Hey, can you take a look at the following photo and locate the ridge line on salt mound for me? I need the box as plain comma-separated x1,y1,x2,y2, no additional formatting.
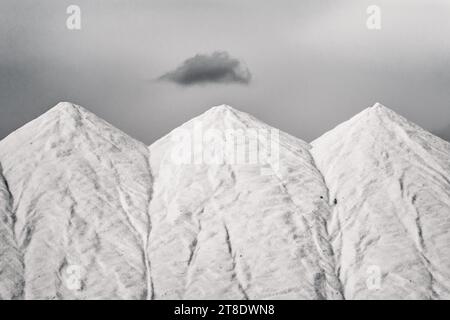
0,162,25,299
147,104,344,299
0,102,149,160
312,102,450,176
0,101,155,299
310,102,450,299
212,106,344,298
313,102,450,148
149,104,311,150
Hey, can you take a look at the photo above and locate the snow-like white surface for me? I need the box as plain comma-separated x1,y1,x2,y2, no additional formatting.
0,102,449,300
148,105,342,299
0,103,153,299
311,103,450,299
0,165,23,299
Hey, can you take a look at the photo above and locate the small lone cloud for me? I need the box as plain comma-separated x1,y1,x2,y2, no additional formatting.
158,51,251,86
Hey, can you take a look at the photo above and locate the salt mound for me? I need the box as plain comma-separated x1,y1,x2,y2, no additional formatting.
311,103,450,299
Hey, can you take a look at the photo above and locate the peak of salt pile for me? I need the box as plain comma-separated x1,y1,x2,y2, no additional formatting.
311,103,450,299
0,101,449,300
148,105,343,299
0,102,153,299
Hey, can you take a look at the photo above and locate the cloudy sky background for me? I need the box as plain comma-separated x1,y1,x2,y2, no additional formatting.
1,0,449,143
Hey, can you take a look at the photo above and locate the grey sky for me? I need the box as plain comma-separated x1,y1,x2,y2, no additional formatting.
1,0,449,144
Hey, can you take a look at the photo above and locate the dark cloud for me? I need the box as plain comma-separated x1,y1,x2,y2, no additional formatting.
158,51,251,86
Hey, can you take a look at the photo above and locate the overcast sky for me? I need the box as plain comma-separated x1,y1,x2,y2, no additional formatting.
1,0,449,143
